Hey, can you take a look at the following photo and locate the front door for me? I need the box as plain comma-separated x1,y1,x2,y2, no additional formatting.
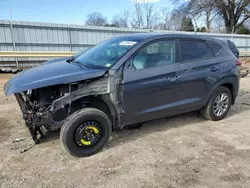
122,39,182,125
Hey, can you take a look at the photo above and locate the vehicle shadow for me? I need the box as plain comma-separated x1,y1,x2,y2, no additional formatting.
40,111,202,145
106,111,203,150
107,97,250,150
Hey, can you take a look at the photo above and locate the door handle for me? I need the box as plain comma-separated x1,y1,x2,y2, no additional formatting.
210,66,219,72
166,75,180,81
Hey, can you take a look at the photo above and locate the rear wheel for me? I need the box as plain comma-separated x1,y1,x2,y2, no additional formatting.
202,86,232,121
60,108,112,157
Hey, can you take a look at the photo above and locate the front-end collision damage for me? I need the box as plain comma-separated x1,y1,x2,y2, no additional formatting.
51,68,125,128
50,76,110,112
14,92,48,143
13,69,124,143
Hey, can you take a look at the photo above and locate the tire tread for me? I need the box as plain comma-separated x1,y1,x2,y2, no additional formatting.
201,86,232,121
60,107,111,157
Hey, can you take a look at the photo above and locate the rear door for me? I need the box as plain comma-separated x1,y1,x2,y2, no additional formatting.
177,39,222,112
123,39,182,125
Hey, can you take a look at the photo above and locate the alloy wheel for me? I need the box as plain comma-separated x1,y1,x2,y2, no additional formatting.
213,93,229,117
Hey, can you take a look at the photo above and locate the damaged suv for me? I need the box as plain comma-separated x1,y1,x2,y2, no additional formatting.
4,33,241,157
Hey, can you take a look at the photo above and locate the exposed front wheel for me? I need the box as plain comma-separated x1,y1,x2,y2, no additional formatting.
202,86,232,121
60,108,112,157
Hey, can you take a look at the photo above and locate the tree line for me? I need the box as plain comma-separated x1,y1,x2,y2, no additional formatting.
85,0,250,34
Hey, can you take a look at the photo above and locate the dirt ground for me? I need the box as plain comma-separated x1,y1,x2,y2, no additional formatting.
1,69,250,188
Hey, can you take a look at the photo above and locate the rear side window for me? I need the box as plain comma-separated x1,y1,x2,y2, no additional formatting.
180,40,214,62
227,40,239,58
206,41,222,56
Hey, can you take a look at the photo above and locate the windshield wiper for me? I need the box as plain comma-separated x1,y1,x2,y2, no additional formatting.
72,60,90,68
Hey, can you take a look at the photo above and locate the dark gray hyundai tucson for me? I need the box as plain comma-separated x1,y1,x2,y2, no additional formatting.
4,33,241,157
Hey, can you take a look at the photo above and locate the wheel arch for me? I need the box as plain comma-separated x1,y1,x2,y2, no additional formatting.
70,95,118,129
205,76,239,106
87,95,117,128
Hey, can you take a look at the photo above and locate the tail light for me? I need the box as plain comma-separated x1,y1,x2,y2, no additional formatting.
236,59,242,66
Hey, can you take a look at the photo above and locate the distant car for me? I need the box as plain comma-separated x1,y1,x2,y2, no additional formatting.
4,33,241,157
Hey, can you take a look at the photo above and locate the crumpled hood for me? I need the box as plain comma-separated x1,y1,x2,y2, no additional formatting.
4,60,107,96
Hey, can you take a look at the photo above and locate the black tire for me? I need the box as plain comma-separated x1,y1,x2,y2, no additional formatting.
202,86,232,121
60,108,112,157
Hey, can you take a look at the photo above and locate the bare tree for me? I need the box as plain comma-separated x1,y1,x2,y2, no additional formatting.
187,0,217,32
203,6,217,32
176,1,205,31
168,10,183,30
112,11,130,28
214,0,250,33
85,12,107,26
158,8,169,29
143,2,157,29
131,1,144,28
131,0,158,29
157,8,183,30
154,8,169,30
174,0,250,33
211,16,226,33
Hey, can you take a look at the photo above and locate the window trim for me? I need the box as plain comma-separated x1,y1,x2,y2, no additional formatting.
178,38,215,63
125,38,178,71
205,40,223,57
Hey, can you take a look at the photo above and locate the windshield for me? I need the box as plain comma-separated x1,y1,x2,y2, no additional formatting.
75,37,140,69
73,48,91,58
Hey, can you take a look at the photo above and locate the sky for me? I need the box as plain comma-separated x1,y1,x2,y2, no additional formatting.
0,0,173,25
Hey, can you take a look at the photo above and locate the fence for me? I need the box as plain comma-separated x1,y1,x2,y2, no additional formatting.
0,20,250,67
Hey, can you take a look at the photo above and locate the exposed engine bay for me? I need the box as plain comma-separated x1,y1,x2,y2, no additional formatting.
14,73,123,144
15,83,81,143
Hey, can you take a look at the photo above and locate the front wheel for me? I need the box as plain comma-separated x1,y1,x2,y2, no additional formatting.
60,108,112,157
202,86,232,121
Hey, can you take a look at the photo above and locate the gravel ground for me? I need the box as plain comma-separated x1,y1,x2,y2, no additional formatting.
0,70,250,188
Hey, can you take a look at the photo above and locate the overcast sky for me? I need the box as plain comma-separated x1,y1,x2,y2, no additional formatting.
0,0,173,24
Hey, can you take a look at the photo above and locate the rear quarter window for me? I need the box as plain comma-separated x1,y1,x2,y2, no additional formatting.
179,39,214,62
206,41,222,56
226,40,239,58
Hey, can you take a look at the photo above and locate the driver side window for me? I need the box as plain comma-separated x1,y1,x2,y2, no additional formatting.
132,40,176,70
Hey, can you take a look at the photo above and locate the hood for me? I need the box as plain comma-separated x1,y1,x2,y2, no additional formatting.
4,60,107,96
43,57,70,64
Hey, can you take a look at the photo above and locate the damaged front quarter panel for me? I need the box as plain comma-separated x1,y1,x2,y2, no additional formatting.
50,69,125,128
13,68,125,144
50,76,110,111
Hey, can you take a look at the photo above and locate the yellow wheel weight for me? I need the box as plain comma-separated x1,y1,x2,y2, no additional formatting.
80,139,91,145
79,126,99,145
87,126,99,134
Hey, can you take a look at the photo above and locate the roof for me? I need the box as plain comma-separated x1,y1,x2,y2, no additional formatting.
113,33,224,44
